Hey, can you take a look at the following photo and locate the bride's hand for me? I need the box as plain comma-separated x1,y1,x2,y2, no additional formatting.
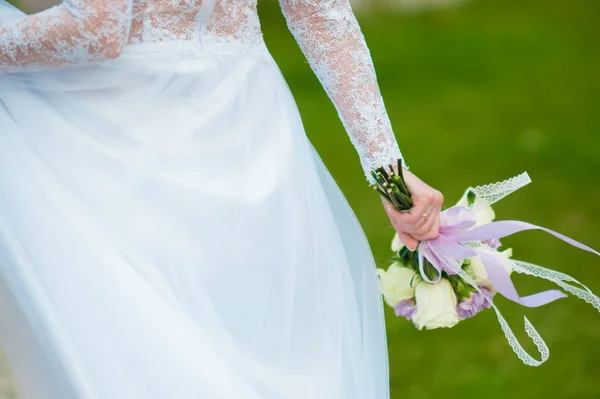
381,169,443,251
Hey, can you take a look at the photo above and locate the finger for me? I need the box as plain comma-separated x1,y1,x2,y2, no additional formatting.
383,201,411,223
411,199,442,240
408,190,443,228
398,232,419,251
395,201,429,230
419,202,438,231
416,210,441,241
431,211,441,237
388,190,443,234
384,203,412,232
399,201,435,238
382,200,394,215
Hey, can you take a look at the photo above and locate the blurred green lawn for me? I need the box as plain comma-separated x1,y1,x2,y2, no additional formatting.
262,0,600,398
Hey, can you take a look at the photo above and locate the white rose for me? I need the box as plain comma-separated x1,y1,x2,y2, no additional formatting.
468,246,514,288
376,262,417,307
454,189,495,228
412,279,460,330
471,198,495,227
391,232,405,253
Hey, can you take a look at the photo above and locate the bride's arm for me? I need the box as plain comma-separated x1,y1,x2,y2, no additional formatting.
279,0,405,184
280,0,443,248
0,0,132,72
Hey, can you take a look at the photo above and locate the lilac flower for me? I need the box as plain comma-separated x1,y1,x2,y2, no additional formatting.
456,287,494,320
394,299,417,321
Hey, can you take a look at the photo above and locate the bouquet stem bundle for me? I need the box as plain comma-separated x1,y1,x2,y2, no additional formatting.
370,159,413,211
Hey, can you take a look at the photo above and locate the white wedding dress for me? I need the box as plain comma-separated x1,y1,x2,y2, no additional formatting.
0,0,406,397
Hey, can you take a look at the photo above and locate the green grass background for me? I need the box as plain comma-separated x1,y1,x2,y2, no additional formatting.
260,0,600,398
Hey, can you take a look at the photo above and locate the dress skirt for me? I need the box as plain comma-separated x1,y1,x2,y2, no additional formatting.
0,13,390,398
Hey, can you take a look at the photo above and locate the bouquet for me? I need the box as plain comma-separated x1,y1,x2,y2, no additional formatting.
372,161,600,366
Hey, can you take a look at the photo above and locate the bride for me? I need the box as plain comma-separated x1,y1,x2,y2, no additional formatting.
0,0,443,397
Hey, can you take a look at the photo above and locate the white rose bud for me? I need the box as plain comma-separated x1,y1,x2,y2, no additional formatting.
377,262,417,307
469,255,489,285
412,279,460,330
391,232,405,253
472,198,495,227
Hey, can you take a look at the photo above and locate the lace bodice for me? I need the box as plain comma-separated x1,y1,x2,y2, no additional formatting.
0,0,405,182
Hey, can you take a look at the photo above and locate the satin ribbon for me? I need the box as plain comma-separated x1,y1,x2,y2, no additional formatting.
417,205,600,308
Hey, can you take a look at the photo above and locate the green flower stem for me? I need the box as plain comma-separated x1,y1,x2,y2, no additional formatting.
397,191,413,209
372,185,391,202
448,274,476,300
376,166,390,181
371,159,414,212
387,188,403,209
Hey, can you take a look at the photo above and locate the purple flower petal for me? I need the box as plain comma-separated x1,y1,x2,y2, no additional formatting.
456,287,494,320
394,299,417,321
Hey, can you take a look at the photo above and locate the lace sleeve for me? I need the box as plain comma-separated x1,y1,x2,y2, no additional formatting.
0,0,132,72
279,0,406,184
